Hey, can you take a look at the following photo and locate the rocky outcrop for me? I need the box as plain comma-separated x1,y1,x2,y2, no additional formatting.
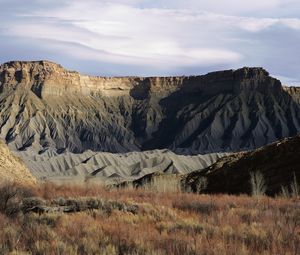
0,60,300,155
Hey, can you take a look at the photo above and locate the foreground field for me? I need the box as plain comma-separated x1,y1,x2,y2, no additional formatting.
0,182,299,255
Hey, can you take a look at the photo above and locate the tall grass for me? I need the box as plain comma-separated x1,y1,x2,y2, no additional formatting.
290,173,300,198
143,175,182,193
0,181,299,255
250,171,266,196
280,172,300,198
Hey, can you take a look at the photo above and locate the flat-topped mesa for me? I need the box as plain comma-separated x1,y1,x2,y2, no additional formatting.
0,60,184,98
180,67,282,95
233,67,282,93
0,61,283,99
0,60,129,97
0,60,79,97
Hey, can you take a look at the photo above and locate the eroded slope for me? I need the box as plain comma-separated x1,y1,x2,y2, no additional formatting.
0,140,36,184
1,61,300,154
18,149,225,184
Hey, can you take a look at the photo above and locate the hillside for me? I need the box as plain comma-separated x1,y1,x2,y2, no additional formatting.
183,135,300,196
1,60,300,182
1,61,300,155
17,149,224,184
0,140,36,185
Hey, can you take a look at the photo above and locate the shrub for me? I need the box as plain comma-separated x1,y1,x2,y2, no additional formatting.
195,177,208,194
250,171,266,196
21,197,46,213
0,182,33,216
173,199,217,215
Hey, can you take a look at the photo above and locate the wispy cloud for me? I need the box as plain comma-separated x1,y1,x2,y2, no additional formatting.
274,75,300,86
0,0,299,82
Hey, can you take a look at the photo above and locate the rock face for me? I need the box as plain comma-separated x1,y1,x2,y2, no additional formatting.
0,60,183,98
0,60,300,154
0,140,36,185
183,135,300,196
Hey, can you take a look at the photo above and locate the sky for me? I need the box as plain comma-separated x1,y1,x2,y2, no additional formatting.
0,0,300,85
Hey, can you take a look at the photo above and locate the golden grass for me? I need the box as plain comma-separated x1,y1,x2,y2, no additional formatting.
0,182,299,255
143,175,182,193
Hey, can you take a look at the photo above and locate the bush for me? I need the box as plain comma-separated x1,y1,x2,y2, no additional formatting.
21,197,46,213
0,182,33,216
173,200,217,215
195,177,208,194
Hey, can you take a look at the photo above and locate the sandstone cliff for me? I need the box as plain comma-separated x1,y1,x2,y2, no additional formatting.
0,60,282,98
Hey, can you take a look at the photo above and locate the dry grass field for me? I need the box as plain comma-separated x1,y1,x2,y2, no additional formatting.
0,181,299,255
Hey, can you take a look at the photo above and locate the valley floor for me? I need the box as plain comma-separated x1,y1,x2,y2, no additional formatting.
0,182,299,255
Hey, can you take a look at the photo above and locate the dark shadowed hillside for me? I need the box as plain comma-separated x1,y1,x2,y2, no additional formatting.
184,135,300,196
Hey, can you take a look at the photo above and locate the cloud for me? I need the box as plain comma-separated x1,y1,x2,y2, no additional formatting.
4,3,246,68
0,0,299,83
274,75,300,86
139,0,282,15
133,0,300,18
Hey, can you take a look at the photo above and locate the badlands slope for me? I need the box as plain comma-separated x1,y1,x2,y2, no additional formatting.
0,60,300,182
18,149,224,184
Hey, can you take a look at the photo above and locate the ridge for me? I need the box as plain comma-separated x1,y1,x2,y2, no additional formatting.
0,60,283,99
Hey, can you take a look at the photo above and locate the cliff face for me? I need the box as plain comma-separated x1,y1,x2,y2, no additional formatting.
0,61,282,98
0,60,183,98
0,60,299,154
